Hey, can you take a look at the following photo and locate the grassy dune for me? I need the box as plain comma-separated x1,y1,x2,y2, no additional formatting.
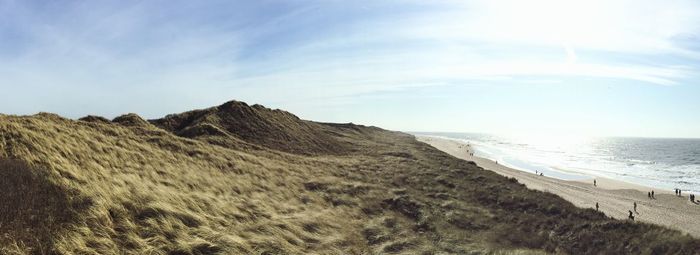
1,101,699,254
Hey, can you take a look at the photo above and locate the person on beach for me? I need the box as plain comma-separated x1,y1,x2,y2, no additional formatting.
595,202,599,211
594,179,597,187
675,189,679,196
652,190,655,199
634,202,637,213
679,189,682,196
540,173,544,176
628,210,635,221
648,192,651,199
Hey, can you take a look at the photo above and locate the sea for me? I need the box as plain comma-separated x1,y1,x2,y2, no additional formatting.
414,132,700,194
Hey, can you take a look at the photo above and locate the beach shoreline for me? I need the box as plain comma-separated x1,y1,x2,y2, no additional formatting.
417,135,700,237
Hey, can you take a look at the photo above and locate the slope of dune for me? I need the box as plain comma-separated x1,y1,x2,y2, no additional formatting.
150,100,355,155
1,101,699,254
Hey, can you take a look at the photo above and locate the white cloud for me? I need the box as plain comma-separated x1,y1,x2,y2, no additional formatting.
218,0,700,106
410,0,700,53
2,0,699,123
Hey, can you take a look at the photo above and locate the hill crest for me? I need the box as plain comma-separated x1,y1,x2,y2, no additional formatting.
150,100,353,155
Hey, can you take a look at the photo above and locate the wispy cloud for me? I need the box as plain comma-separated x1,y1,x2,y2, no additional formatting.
223,0,700,103
1,0,699,128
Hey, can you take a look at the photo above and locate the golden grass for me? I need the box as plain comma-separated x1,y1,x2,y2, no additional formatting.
1,103,699,254
151,101,351,155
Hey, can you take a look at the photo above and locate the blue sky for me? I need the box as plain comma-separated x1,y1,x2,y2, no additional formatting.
1,0,699,138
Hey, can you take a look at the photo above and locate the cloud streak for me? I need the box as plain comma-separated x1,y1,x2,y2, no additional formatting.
1,0,700,137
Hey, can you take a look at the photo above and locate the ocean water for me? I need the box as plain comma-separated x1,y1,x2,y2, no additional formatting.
415,132,700,194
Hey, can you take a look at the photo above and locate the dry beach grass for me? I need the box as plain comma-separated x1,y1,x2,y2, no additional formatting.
1,100,699,254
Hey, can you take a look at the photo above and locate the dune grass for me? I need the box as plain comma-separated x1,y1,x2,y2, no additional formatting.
0,103,699,254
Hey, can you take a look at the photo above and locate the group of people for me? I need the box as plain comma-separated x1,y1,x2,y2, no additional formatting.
593,179,640,220
674,188,697,202
593,202,635,221
590,179,700,222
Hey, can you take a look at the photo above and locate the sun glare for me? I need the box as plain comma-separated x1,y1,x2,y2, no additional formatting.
476,0,628,51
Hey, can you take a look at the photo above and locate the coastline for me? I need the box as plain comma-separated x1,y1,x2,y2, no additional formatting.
417,135,700,237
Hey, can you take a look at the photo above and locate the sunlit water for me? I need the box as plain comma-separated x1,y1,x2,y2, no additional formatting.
415,132,700,194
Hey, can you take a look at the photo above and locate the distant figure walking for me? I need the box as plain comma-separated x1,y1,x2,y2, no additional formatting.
651,190,655,199
628,210,635,221
690,194,695,202
595,202,599,211
648,192,651,199
675,189,679,196
679,189,682,196
633,202,637,213
594,179,597,187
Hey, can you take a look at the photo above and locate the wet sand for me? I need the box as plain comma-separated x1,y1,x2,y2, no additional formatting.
418,135,700,237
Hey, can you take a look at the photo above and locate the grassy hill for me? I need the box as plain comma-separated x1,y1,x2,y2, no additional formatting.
1,101,699,254
150,101,354,155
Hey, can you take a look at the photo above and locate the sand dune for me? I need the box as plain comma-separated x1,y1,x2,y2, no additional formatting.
418,136,700,237
2,101,700,254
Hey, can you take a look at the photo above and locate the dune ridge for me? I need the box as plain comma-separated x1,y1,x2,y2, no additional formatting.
1,100,699,254
150,100,358,155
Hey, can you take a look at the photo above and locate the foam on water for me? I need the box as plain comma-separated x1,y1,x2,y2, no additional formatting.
417,132,700,194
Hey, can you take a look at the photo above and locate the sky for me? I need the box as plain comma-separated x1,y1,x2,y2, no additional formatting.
1,0,700,138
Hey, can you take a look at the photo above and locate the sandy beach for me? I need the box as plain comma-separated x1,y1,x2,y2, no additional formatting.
418,135,700,237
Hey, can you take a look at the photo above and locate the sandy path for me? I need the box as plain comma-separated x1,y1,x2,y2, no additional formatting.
417,136,700,237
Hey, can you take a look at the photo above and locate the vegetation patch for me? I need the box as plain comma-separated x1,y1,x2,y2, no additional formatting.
0,101,699,254
0,159,89,254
